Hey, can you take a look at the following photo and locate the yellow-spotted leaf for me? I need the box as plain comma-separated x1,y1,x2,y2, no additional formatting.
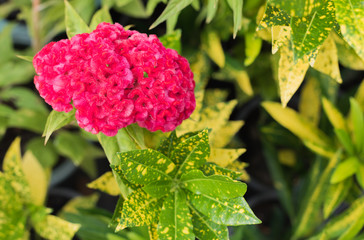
202,30,225,68
334,34,364,70
208,148,246,167
22,151,48,205
181,170,246,199
212,121,244,148
189,193,261,225
272,26,290,54
171,129,210,177
190,205,229,240
157,191,194,240
116,189,161,230
148,222,158,240
113,149,176,185
65,0,90,38
3,138,31,202
262,101,332,149
87,171,120,196
143,180,173,199
278,40,310,107
257,4,290,30
290,0,335,60
299,76,321,125
157,131,179,158
269,0,318,17
313,34,342,83
59,193,99,217
333,0,364,60
322,98,347,130
201,162,243,180
33,215,80,240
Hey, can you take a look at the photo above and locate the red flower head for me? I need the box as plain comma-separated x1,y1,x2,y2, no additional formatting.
33,23,195,136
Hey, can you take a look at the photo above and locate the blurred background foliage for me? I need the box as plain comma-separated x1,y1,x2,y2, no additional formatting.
0,0,363,239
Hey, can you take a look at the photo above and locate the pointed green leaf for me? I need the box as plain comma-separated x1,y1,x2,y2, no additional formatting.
335,34,364,70
209,148,246,168
158,131,179,158
298,76,321,125
54,132,89,165
257,4,290,30
143,180,173,198
244,33,262,66
262,101,332,148
115,189,161,231
64,0,90,38
189,193,261,225
324,179,352,218
159,30,182,53
33,215,80,240
146,0,166,15
3,138,31,202
349,98,364,154
338,211,364,240
181,170,246,199
269,0,316,17
157,191,194,240
206,0,219,23
201,162,243,180
322,98,347,130
114,149,176,185
335,129,355,155
172,129,210,178
89,7,113,30
43,109,76,144
150,0,193,29
87,171,121,196
226,0,243,38
355,80,364,109
202,30,225,68
290,0,335,60
190,205,228,240
333,0,364,60
15,55,33,62
330,157,359,183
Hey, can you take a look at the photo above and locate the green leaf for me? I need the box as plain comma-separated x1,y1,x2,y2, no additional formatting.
189,193,261,225
43,109,76,144
201,30,225,68
0,24,14,65
143,180,173,199
26,137,58,169
113,0,148,18
278,39,310,106
89,7,113,30
54,131,89,165
157,131,179,158
146,0,167,16
113,149,176,185
293,154,339,239
338,211,364,240
190,205,228,240
356,165,364,189
208,148,246,168
334,34,364,70
159,30,182,54
114,189,161,231
0,61,34,87
290,0,335,60
171,129,210,178
244,33,262,66
226,0,243,38
269,0,319,17
335,129,355,155
330,157,359,183
322,98,347,130
200,162,243,180
349,98,364,154
206,0,219,23
355,80,364,109
3,137,31,202
257,4,290,30
333,0,364,60
262,101,332,149
181,170,247,199
298,76,321,126
87,171,121,196
15,55,33,62
324,179,352,218
33,215,80,240
64,0,90,38
8,109,48,133
157,191,194,240
150,0,193,29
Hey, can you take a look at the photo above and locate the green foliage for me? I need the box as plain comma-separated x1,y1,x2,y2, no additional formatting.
110,129,260,239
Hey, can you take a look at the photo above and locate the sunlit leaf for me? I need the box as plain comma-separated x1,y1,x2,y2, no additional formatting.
324,179,352,218
189,194,261,225
349,98,364,154
335,129,355,155
200,162,243,180
87,171,121,196
269,0,318,17
43,109,76,144
331,157,359,183
181,170,246,199
356,165,364,189
322,98,347,130
271,26,290,54
208,148,246,168
244,33,262,66
333,0,364,60
157,191,194,240
299,77,321,125
89,7,113,30
64,0,90,38
59,193,99,217
257,4,290,30
33,215,80,240
202,30,225,68
334,34,364,70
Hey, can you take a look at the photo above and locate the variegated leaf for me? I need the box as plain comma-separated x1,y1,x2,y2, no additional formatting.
143,180,173,199
257,4,290,30
202,30,225,68
209,148,246,168
200,162,243,180
33,215,80,240
299,76,321,125
157,191,194,240
87,171,121,196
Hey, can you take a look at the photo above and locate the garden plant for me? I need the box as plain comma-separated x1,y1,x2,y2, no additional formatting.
0,0,363,239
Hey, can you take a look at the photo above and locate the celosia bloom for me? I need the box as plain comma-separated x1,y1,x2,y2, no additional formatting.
33,23,195,136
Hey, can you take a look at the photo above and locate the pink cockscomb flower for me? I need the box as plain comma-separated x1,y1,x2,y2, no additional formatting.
33,22,195,136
